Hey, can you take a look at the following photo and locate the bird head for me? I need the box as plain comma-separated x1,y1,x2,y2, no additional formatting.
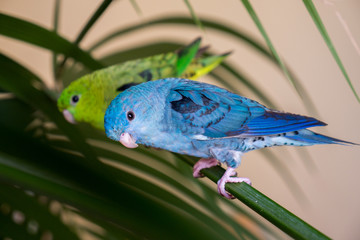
104,80,166,148
57,75,105,129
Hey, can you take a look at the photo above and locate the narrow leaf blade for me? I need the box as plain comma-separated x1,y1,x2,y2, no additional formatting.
241,0,300,95
0,13,103,71
183,0,204,30
303,0,360,102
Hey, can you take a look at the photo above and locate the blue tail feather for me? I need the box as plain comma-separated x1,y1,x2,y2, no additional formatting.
242,110,326,137
286,130,357,146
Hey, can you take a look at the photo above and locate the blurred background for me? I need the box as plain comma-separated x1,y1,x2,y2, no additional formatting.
0,0,359,239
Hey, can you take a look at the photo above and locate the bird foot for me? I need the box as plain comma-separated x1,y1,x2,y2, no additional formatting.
217,167,251,199
193,158,219,178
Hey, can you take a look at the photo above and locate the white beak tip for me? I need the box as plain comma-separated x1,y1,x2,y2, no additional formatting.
63,110,76,124
119,132,138,148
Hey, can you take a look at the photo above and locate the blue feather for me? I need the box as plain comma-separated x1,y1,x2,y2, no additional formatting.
285,130,357,145
238,111,326,137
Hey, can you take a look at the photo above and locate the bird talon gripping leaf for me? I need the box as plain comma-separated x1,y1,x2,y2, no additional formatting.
104,78,357,199
57,38,230,130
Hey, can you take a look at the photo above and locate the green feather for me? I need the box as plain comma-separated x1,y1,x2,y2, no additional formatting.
175,37,201,76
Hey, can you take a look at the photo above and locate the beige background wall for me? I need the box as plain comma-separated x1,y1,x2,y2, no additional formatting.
1,0,359,239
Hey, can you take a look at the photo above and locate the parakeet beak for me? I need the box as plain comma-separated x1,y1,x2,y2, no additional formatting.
63,110,76,124
120,132,138,148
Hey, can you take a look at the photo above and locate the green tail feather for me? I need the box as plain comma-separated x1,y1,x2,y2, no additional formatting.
176,37,202,76
182,51,231,80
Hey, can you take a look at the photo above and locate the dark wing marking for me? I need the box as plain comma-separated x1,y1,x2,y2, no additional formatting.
167,80,265,138
139,69,153,82
116,83,139,92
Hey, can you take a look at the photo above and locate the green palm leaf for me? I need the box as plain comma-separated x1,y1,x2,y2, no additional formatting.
0,13,103,71
0,184,79,239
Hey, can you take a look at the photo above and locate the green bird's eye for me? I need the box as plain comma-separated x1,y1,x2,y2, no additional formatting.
71,95,80,105
127,111,135,121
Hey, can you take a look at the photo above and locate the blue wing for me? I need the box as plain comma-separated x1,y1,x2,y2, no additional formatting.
239,111,326,136
165,79,326,139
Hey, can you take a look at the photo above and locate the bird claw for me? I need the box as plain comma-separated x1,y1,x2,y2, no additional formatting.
217,167,251,199
193,158,219,178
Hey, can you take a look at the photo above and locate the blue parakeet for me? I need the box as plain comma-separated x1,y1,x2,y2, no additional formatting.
104,78,356,199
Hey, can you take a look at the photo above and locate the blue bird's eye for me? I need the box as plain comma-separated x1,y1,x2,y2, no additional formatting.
127,111,135,121
71,95,80,105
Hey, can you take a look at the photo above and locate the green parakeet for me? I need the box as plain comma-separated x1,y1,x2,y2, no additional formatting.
57,38,230,130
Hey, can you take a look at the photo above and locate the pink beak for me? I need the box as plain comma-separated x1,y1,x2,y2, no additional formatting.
120,132,138,148
63,110,76,124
